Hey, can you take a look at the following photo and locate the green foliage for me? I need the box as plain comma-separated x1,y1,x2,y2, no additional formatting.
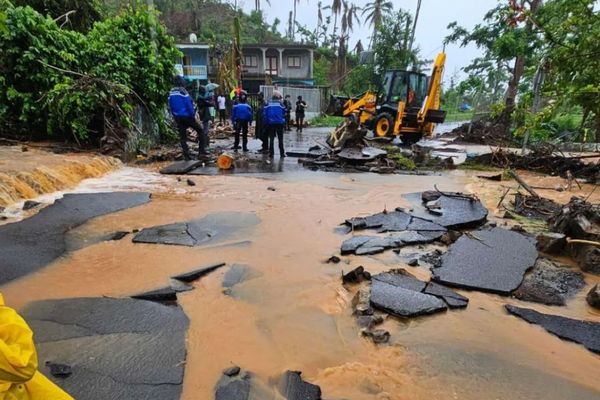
341,65,377,95
373,9,421,72
383,145,416,170
0,3,178,144
310,115,343,127
13,0,102,31
313,57,332,86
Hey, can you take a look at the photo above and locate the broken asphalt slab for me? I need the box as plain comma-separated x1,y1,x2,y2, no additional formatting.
369,270,468,317
345,209,446,233
21,297,189,400
513,258,585,306
0,192,151,285
171,262,226,282
159,160,202,174
279,371,322,400
404,192,488,229
133,212,259,247
222,264,262,296
505,305,600,354
341,230,445,256
433,227,538,295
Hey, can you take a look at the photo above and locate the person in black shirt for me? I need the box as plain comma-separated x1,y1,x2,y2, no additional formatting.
295,96,307,132
283,95,292,131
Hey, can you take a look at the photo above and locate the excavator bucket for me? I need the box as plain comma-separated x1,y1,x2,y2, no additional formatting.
325,95,352,117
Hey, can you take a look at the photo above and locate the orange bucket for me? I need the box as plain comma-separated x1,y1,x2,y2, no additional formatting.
217,153,234,170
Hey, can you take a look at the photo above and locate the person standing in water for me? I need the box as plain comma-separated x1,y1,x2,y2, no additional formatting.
295,95,308,132
263,91,286,158
231,94,253,152
168,76,204,160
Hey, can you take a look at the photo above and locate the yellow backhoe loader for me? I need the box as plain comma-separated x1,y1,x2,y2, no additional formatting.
326,53,447,145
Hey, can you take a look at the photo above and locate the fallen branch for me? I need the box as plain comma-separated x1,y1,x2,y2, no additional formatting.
509,170,539,198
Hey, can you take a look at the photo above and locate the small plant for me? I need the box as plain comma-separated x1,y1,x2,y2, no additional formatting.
383,145,416,170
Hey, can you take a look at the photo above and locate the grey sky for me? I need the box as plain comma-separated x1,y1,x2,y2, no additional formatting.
238,0,500,81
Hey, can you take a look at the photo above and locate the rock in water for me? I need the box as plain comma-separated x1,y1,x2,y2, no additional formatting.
505,305,600,354
514,259,585,306
433,227,538,295
587,284,600,309
23,200,41,210
536,232,567,254
279,371,321,400
45,362,72,378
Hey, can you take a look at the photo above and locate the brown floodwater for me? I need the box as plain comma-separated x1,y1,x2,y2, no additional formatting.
1,160,599,399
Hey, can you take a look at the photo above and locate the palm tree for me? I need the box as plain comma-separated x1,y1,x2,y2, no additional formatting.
325,0,342,49
254,0,271,11
362,0,393,48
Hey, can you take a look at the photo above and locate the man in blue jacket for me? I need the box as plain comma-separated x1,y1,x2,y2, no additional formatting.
168,76,205,160
263,92,286,158
231,94,253,152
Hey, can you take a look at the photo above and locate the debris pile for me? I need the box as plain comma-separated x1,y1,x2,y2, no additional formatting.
549,197,600,274
466,147,599,183
450,119,512,145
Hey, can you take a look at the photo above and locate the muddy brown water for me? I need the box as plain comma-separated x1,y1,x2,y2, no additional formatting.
1,156,599,399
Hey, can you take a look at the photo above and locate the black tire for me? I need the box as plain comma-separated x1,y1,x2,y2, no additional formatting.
400,132,423,145
373,113,394,137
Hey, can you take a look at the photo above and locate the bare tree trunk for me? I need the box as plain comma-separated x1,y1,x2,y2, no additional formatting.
596,112,600,143
499,0,541,136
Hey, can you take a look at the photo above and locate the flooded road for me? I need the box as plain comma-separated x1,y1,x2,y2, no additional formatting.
1,133,599,399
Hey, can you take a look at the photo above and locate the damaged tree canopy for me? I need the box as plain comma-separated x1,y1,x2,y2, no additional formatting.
433,227,538,295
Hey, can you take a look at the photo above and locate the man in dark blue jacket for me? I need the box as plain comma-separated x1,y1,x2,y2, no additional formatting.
168,76,205,159
263,92,286,158
231,94,253,152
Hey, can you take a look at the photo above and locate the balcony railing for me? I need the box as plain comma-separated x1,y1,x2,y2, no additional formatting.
176,64,208,80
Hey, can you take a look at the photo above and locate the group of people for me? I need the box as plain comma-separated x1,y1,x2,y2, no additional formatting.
168,76,308,160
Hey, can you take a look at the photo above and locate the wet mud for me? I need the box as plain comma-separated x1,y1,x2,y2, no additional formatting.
1,136,600,399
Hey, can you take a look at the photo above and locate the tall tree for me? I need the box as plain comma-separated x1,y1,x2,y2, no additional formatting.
325,0,342,49
446,0,543,135
254,0,271,11
362,0,393,48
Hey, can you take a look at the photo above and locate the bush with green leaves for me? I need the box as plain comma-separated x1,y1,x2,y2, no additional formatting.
0,2,178,149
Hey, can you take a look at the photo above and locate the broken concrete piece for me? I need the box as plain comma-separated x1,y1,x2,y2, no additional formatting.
45,361,72,378
222,265,261,294
361,329,390,344
505,305,600,354
326,255,341,264
133,212,259,248
223,366,241,377
159,160,202,174
22,297,189,400
186,178,196,186
341,236,376,254
587,284,600,309
342,266,371,284
423,282,469,308
370,279,447,318
171,262,226,282
356,315,383,329
353,284,373,316
571,244,600,275
514,259,585,306
0,192,151,285
433,227,538,295
536,232,567,254
131,287,178,303
23,200,41,210
279,371,322,400
108,231,129,241
215,370,251,400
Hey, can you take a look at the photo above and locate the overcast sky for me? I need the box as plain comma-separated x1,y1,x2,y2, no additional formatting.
237,0,500,80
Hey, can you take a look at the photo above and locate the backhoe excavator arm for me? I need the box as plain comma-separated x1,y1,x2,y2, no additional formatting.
418,52,446,123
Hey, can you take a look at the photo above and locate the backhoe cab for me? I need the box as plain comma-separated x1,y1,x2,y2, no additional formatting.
327,53,447,145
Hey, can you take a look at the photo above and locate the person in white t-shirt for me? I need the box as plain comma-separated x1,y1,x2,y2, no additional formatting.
217,94,227,125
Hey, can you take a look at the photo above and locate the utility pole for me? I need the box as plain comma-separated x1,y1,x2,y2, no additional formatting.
408,0,422,55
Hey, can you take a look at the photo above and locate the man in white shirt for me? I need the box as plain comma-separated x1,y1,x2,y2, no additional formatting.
217,94,227,125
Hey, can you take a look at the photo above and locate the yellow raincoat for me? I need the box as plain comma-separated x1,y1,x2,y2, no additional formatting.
0,294,73,400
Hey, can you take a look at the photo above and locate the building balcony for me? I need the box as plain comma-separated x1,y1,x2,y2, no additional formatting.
176,64,208,80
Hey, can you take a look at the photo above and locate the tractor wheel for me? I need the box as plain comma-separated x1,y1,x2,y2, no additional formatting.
400,132,423,145
373,113,393,137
